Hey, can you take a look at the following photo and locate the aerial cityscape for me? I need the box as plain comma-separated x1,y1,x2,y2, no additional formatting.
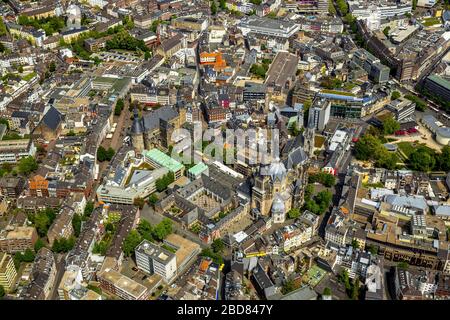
0,0,449,303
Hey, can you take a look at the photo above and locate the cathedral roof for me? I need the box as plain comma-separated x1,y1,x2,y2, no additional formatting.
268,158,287,182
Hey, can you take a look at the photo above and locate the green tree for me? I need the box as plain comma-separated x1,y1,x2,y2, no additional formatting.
383,26,390,37
409,147,436,172
250,63,268,79
351,239,359,249
211,238,225,253
22,249,35,262
13,252,22,269
105,30,148,52
152,219,172,241
137,219,154,242
328,0,337,15
34,238,45,252
150,20,162,33
92,240,109,255
366,244,378,255
404,94,426,111
49,61,56,73
0,118,10,130
309,172,336,187
32,212,50,237
200,248,223,264
287,208,301,219
338,269,351,291
97,146,115,162
17,15,65,36
376,151,398,170
18,156,38,175
155,172,175,192
323,287,332,296
114,99,124,116
336,0,349,15
122,230,143,256
123,16,134,29
106,147,115,160
350,278,360,300
0,17,7,37
52,237,75,253
84,201,94,217
219,0,226,10
148,193,158,205
304,198,321,214
0,284,5,299
398,261,409,270
211,0,218,15
72,213,82,237
391,91,401,100
382,116,400,135
133,197,145,209
320,76,343,89
437,146,450,171
314,190,333,214
354,134,383,161
281,279,297,295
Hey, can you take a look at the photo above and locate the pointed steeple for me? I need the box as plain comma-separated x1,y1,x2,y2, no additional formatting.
130,106,144,135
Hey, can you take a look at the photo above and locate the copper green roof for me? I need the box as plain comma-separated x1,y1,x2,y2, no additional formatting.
144,148,184,172
427,75,450,91
187,162,208,176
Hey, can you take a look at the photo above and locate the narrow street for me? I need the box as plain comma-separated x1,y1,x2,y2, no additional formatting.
49,253,67,300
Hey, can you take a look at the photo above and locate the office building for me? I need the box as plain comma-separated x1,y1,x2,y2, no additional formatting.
97,267,149,300
352,49,390,83
423,75,450,104
0,139,36,164
237,16,300,38
143,148,184,180
0,226,38,253
0,252,17,292
308,99,331,131
386,99,415,121
135,240,177,283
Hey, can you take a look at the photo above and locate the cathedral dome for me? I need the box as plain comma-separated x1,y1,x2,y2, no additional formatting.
271,193,285,214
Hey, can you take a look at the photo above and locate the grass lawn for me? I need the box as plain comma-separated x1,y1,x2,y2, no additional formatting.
397,142,416,158
321,89,356,97
422,17,441,27
303,265,326,288
343,82,357,90
21,72,36,82
314,135,326,148
397,141,434,159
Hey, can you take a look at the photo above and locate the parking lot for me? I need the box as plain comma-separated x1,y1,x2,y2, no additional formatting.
120,257,163,294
